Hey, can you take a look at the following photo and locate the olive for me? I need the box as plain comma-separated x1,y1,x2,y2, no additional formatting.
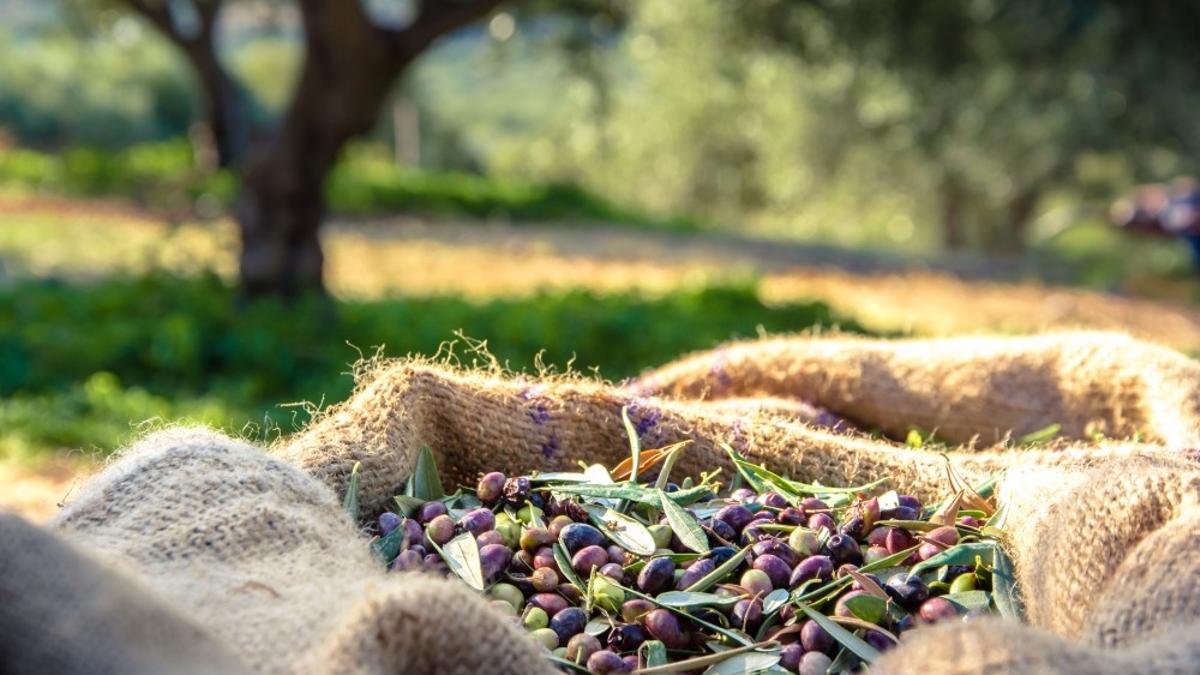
731,598,763,631
919,596,959,623
706,518,737,545
548,515,575,538
807,513,836,534
865,526,890,548
377,512,402,536
752,554,791,589
600,563,625,582
714,504,754,533
897,495,922,511
850,572,882,592
592,576,626,612
476,471,506,506
531,566,559,592
705,545,739,567
752,539,799,567
800,619,835,655
950,572,977,594
566,633,602,664
402,518,424,546
418,501,448,524
523,605,549,630
572,545,609,575
560,523,607,554
458,508,495,536
503,476,532,506
800,497,828,512
390,549,422,571
864,629,894,652
790,555,833,587
885,572,930,610
825,534,862,566
532,546,558,572
676,557,716,589
586,650,629,674
864,545,890,565
488,583,523,611
958,515,982,528
479,544,513,580
493,513,522,549
620,599,656,623
740,568,773,597
888,506,919,521
643,609,689,649
779,642,804,673
776,507,806,526
885,527,915,555
607,623,647,652
730,488,757,502
621,655,640,671
607,545,631,565
787,528,820,557
758,492,789,508
637,557,676,594
528,592,569,617
529,627,559,650
520,527,556,553
476,530,505,548
648,523,674,549
558,583,584,603
549,606,588,644
422,553,445,572
798,652,833,675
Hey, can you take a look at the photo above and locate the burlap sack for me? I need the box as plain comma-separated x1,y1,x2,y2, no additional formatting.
3,331,1198,674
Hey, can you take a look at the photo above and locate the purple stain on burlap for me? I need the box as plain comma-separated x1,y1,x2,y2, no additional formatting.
541,434,559,459
625,398,664,447
709,350,733,391
521,385,557,457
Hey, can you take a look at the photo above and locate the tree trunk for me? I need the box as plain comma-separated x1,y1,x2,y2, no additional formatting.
1004,190,1038,252
188,46,250,169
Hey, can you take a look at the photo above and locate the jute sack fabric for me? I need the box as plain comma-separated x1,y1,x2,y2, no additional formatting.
1,331,1197,673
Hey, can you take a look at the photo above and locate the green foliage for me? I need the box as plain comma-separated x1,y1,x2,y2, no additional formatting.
0,140,694,229
0,272,865,459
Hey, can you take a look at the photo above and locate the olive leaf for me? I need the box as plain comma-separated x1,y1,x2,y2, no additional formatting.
991,543,1026,621
553,483,711,506
623,552,701,573
702,649,782,675
642,640,669,668
944,590,991,614
585,617,612,636
797,604,881,664
405,446,445,501
910,542,996,576
581,504,657,555
369,527,405,564
529,472,593,483
546,655,591,673
634,641,780,674
622,406,643,482
554,541,586,590
435,532,485,591
1017,423,1061,445
656,591,741,608
343,461,361,521
723,444,767,493
659,489,711,554
393,495,425,516
845,569,888,600
761,588,790,615
653,441,692,491
842,593,888,624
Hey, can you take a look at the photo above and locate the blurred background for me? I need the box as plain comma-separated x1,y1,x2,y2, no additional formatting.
4,0,1200,517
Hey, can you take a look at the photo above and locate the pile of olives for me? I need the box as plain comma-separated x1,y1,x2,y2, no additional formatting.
371,451,1007,674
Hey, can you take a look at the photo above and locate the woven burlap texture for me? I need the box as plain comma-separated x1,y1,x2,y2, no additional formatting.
3,331,1197,674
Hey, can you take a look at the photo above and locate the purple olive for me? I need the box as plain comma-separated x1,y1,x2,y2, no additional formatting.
799,652,833,675
800,497,828,512
390,548,422,571
800,619,835,655
885,572,930,610
780,643,805,673
418,501,448,524
731,488,757,503
528,592,569,617
532,546,558,572
864,629,894,652
898,495,922,511
752,554,792,589
621,599,656,623
425,514,455,545
572,545,609,575
503,476,532,506
476,530,505,548
643,609,689,649
790,555,833,587
607,623,647,652
753,539,799,567
715,504,754,533
637,557,676,594
807,512,836,534
865,526,890,548
476,471,506,506
731,598,764,631
958,515,982,528
706,517,738,544
600,563,625,581
607,544,631,565
676,557,716,589
777,507,806,525
622,655,639,671
566,633,602,664
559,523,606,554
458,508,495,535
885,527,916,554
378,512,402,536
586,650,629,674
479,544,513,580
758,492,789,508
825,534,863,566
919,597,959,623
549,606,588,643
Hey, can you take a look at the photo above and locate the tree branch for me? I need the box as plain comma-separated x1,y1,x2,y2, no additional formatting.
392,0,509,59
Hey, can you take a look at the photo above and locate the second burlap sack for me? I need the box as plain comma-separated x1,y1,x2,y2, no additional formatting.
9,331,1200,673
